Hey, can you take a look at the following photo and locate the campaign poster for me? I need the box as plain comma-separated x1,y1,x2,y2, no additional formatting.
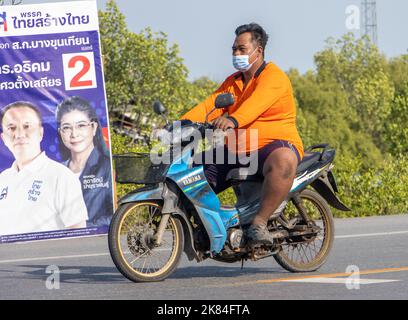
0,0,114,243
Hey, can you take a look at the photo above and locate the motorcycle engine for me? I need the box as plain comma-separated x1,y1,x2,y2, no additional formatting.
228,228,244,250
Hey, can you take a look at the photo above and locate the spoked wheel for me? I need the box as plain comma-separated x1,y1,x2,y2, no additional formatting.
108,201,184,282
274,189,334,272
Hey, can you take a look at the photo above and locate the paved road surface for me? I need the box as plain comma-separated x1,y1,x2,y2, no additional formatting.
0,214,407,300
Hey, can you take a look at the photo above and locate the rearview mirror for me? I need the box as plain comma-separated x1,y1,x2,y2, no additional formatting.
153,101,167,115
153,101,169,125
215,93,234,109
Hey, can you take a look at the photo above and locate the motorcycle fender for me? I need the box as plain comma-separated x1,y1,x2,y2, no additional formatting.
172,208,201,262
163,183,201,262
311,172,351,212
117,184,164,206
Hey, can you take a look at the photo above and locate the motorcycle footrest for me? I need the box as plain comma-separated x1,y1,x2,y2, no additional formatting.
289,227,320,237
290,224,308,231
269,230,289,239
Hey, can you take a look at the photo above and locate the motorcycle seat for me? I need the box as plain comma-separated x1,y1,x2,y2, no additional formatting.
226,152,322,182
295,152,321,174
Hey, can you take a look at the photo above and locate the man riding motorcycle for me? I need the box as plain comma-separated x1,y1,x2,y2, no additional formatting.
180,23,304,246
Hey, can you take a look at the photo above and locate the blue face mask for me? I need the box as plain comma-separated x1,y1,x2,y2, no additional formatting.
232,48,259,72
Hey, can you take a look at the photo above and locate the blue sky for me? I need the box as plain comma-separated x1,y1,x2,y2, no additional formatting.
19,0,408,81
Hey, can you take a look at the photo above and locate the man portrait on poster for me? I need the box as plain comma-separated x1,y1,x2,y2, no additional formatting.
0,101,88,236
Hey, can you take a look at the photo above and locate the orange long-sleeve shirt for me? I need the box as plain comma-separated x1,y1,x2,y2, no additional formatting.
181,62,304,158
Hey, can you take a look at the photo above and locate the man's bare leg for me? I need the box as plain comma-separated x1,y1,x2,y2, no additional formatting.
253,148,298,225
248,148,298,244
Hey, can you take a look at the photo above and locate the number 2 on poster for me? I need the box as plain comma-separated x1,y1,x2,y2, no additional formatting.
62,52,97,91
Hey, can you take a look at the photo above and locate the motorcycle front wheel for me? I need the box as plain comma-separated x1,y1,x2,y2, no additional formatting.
108,201,184,282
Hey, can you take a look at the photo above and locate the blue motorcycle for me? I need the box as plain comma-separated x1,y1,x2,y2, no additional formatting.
108,93,350,282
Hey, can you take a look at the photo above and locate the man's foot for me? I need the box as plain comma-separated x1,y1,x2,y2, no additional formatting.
245,223,274,246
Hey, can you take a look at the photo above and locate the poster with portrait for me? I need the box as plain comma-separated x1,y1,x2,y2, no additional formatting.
0,0,114,243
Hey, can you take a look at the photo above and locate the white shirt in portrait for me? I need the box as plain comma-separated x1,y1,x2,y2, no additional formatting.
0,152,88,236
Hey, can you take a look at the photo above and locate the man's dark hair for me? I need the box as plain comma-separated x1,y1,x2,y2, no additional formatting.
235,23,269,54
0,101,43,128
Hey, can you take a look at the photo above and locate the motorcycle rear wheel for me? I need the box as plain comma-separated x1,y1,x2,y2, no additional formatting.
274,189,334,272
108,201,184,282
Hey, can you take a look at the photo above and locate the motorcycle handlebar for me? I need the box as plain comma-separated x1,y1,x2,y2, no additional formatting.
163,120,232,136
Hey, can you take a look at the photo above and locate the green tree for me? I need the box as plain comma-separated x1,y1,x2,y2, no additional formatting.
187,76,219,114
387,54,408,95
382,85,408,155
314,34,394,146
382,55,408,155
288,67,382,167
0,0,22,5
99,1,193,132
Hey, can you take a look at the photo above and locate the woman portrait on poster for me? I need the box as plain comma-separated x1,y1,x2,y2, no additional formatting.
56,96,113,228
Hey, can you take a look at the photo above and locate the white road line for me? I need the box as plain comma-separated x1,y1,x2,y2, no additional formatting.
335,230,408,239
1,230,408,265
0,253,109,264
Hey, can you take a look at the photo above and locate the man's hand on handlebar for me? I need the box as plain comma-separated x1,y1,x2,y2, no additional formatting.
211,116,235,131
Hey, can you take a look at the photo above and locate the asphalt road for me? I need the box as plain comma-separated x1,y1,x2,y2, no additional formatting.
0,214,407,300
